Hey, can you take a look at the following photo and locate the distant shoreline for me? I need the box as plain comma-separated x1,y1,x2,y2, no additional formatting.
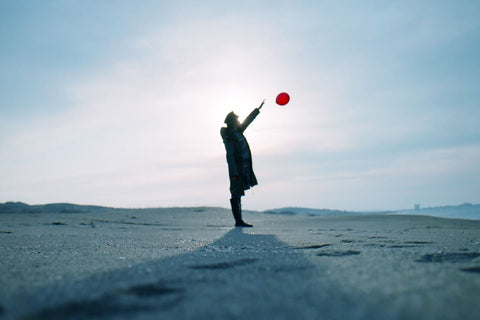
1,201,478,220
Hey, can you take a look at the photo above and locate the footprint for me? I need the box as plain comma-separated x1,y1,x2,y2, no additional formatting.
189,258,258,270
24,281,184,319
416,252,480,263
124,283,182,297
404,241,433,244
389,245,420,248
295,244,330,249
460,266,480,274
317,250,360,257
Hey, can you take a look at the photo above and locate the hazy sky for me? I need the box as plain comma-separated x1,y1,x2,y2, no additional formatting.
1,0,479,211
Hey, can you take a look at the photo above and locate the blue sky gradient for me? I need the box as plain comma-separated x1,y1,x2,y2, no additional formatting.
1,1,479,211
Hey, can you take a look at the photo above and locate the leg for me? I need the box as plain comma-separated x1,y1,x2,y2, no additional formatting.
230,194,252,227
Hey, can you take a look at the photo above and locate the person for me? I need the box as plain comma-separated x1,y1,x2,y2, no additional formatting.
220,101,264,227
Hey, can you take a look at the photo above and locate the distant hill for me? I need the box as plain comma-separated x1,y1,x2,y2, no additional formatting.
1,202,478,220
262,207,376,216
0,202,111,214
263,204,479,220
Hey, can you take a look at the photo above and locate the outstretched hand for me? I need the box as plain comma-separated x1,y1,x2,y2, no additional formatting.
258,99,265,110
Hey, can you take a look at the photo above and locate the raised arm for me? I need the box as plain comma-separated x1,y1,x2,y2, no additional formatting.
240,100,264,132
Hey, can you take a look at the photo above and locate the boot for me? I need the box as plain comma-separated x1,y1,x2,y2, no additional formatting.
230,198,252,227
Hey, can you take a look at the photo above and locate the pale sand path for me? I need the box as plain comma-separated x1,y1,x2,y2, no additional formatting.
1,208,479,319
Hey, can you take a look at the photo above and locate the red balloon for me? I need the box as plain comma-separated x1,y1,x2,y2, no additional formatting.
276,92,290,106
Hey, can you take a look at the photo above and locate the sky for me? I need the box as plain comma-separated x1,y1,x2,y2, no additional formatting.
1,0,479,211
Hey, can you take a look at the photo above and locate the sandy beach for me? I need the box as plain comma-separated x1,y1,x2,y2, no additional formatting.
1,206,479,319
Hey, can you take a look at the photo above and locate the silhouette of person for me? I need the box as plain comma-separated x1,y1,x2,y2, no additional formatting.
220,101,264,227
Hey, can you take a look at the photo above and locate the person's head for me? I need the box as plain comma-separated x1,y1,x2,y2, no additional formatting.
224,111,240,129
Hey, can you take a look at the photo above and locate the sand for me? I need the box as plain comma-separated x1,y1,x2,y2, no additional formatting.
1,208,479,319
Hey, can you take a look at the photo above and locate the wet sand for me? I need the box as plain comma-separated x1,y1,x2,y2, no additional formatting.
1,208,479,319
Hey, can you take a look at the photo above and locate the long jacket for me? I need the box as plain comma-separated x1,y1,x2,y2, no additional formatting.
220,108,260,196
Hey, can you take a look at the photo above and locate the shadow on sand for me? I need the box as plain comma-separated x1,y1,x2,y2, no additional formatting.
10,228,375,320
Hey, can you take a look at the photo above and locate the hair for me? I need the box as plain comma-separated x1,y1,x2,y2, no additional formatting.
224,111,238,125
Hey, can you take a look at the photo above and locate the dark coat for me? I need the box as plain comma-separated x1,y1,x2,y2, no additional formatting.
220,108,260,196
